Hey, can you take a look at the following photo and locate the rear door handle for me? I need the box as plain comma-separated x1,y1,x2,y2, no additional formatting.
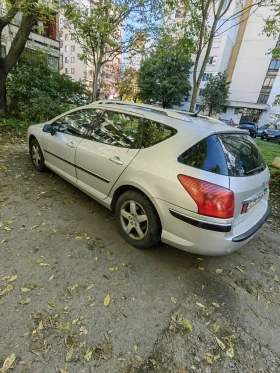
109,156,124,165
66,141,75,148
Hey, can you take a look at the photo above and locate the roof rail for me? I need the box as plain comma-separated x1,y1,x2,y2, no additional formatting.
93,100,191,121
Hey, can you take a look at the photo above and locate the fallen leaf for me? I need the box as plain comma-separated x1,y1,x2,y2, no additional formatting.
236,266,244,274
20,298,31,305
8,275,18,282
38,321,44,330
170,296,177,304
56,322,70,330
75,236,83,240
0,284,14,297
121,263,127,267
1,238,7,244
48,275,54,281
30,225,40,230
216,337,226,351
21,284,41,292
215,268,223,274
104,293,110,307
38,263,51,267
48,301,56,307
109,268,115,271
181,317,193,332
4,227,10,232
66,346,74,362
212,322,220,333
226,347,235,358
2,353,16,371
80,325,88,335
196,302,206,308
273,274,279,283
212,302,220,308
86,284,94,290
59,369,68,373
198,266,205,271
84,349,93,361
69,283,79,292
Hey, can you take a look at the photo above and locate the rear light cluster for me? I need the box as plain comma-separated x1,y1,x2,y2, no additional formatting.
178,175,234,219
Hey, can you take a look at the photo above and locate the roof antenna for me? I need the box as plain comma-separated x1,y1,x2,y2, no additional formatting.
188,110,201,117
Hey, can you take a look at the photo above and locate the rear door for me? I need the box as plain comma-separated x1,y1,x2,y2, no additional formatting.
218,134,270,226
75,109,144,200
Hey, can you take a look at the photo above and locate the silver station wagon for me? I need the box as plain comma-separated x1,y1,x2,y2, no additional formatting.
27,102,270,255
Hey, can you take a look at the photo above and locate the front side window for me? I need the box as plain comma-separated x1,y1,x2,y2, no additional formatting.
52,109,99,138
89,111,142,148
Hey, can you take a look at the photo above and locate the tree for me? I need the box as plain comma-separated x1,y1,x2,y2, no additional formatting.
200,72,230,116
0,0,54,116
112,66,139,101
63,0,160,102
7,58,90,121
137,37,192,108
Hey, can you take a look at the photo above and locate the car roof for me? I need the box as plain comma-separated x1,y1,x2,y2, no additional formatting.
87,102,246,138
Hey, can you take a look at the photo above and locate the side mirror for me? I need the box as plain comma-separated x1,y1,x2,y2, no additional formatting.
43,124,56,136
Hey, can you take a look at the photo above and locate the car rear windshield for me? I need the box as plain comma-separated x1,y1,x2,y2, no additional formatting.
178,134,266,177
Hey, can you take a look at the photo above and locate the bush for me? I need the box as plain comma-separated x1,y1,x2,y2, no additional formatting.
7,58,90,122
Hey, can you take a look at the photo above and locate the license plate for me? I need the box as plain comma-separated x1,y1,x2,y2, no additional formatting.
246,187,268,210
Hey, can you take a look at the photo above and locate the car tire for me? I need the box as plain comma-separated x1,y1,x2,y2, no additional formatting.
115,190,161,249
261,135,265,140
30,138,48,172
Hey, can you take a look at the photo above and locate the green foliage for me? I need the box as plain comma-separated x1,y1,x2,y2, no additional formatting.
138,37,192,108
200,72,230,116
7,58,90,122
112,66,139,101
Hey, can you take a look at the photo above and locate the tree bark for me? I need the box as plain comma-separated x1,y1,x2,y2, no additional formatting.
0,72,8,115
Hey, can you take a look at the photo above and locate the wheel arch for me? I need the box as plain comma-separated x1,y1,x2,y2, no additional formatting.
110,184,162,228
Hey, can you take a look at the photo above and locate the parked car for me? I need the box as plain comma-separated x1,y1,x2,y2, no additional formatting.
27,102,270,256
240,123,257,138
256,124,271,138
260,124,280,144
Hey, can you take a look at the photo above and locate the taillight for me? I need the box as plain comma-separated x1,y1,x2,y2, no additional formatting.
178,175,234,219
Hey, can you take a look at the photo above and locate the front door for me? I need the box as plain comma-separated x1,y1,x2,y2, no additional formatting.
76,109,143,200
42,109,97,184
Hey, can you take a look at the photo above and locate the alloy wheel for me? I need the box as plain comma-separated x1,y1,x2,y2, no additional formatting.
120,200,148,240
32,144,41,168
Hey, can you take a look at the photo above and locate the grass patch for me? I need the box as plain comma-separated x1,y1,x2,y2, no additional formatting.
256,139,280,191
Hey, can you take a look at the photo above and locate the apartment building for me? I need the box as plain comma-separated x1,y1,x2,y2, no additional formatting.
1,9,59,70
175,0,280,125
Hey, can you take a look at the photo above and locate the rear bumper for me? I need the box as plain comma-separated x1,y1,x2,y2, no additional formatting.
232,205,270,242
153,198,270,256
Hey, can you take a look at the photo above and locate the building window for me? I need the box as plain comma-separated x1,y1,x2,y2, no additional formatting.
65,46,69,52
115,57,120,64
202,73,213,81
65,57,69,63
65,34,69,40
207,56,217,65
71,34,75,40
234,108,239,115
71,68,75,74
65,68,68,74
1,45,6,57
222,106,227,113
195,104,201,112
212,38,221,48
263,76,275,88
199,89,204,96
269,60,280,70
71,57,75,63
257,94,269,104
71,45,75,52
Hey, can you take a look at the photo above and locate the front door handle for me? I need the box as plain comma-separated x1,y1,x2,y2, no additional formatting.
109,156,124,165
66,141,75,148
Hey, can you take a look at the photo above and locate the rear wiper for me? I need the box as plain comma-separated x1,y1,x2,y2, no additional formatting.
245,165,264,175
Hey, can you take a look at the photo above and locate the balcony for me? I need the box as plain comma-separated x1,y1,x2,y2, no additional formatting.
9,24,60,57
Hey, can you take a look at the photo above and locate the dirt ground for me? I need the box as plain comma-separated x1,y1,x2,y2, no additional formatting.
0,128,280,373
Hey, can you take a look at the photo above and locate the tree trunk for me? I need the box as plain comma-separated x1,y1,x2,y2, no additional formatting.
0,72,8,116
190,79,198,112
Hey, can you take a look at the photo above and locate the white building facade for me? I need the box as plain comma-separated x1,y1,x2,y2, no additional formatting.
177,0,280,125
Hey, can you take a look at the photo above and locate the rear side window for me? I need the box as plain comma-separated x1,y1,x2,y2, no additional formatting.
218,134,266,176
141,119,177,148
178,135,228,175
178,134,266,177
